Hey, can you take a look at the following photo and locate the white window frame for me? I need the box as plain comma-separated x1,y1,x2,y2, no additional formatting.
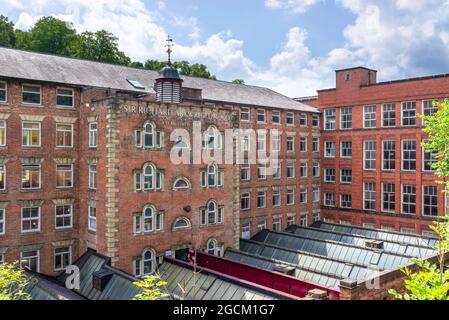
363,182,376,211
299,137,307,152
287,189,295,206
56,87,75,108
286,112,295,125
340,140,352,158
22,121,41,147
364,140,376,171
272,110,281,124
312,137,320,153
382,140,396,171
0,208,5,235
56,123,74,148
340,194,352,209
363,105,377,129
272,190,281,207
240,164,250,181
0,164,5,191
56,164,74,189
422,99,439,125
324,168,336,183
257,109,266,123
21,207,41,233
55,205,73,229
0,120,5,147
324,141,336,158
313,162,320,178
54,246,72,271
89,164,97,190
381,103,396,128
89,122,98,148
401,184,417,215
88,203,97,232
286,136,295,152
257,191,267,209
241,192,251,211
22,165,41,190
340,169,352,184
381,183,396,213
20,250,40,273
423,185,438,217
313,188,320,203
402,140,417,172
300,114,308,127
422,141,437,172
324,109,336,131
300,163,308,178
22,84,42,106
287,162,295,179
240,107,250,122
0,81,7,103
340,107,352,130
401,101,417,127
324,193,335,207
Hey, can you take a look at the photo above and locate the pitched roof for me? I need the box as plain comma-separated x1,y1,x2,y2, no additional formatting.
0,47,318,112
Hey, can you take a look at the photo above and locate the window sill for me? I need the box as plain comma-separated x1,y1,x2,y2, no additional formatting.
22,146,42,149
56,146,74,149
21,104,43,108
55,227,73,231
56,106,75,110
21,231,41,236
21,189,42,193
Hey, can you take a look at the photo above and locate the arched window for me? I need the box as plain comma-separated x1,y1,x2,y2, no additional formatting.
200,200,224,226
138,163,163,192
206,239,222,256
204,126,222,150
207,164,216,187
144,123,154,148
144,206,154,232
174,138,189,150
143,164,154,190
173,177,191,190
173,217,192,230
134,248,156,277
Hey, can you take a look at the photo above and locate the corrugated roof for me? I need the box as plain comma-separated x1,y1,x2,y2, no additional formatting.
0,47,318,112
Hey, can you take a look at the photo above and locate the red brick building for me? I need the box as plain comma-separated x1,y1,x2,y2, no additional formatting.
298,67,448,236
0,47,319,276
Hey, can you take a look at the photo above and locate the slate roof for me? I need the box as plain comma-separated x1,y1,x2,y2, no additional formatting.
0,47,318,112
224,223,437,289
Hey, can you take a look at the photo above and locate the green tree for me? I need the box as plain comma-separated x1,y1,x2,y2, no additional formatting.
389,99,449,300
0,15,16,47
70,30,131,65
232,79,245,84
0,263,32,300
143,59,216,80
15,17,77,55
133,275,169,301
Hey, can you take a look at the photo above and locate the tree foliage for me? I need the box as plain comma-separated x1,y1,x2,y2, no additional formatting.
0,263,32,300
232,79,245,84
389,99,449,300
0,15,16,47
133,275,169,301
144,59,216,79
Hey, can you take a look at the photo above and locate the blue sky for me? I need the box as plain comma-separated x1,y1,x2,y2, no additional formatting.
3,0,449,97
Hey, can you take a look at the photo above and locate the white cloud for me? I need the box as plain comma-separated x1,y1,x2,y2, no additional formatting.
264,0,320,14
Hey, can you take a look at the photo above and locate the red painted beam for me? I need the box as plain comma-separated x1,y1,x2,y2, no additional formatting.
194,252,340,300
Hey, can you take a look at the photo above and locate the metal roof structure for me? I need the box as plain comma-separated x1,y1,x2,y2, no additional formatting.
224,223,438,290
0,47,318,112
159,259,286,300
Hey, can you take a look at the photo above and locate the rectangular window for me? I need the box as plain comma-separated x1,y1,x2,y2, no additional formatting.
56,124,73,147
340,107,352,129
56,88,74,108
382,103,396,127
257,192,266,208
382,183,395,213
423,141,437,172
313,188,320,203
341,194,352,209
257,109,266,123
300,163,308,178
324,109,336,131
340,141,352,158
21,250,39,272
300,215,308,227
55,205,72,229
287,136,294,152
272,111,281,124
54,246,71,271
22,165,40,189
89,164,97,190
402,102,417,126
22,84,41,105
240,107,250,121
257,163,267,180
300,114,307,126
0,208,4,235
271,134,281,152
241,192,250,211
241,164,250,181
56,164,73,188
324,193,335,207
287,216,295,227
0,120,5,146
273,217,281,232
422,100,438,121
0,165,5,191
0,81,6,103
313,162,320,178
273,190,281,207
402,184,416,214
89,122,97,148
324,168,336,183
287,189,295,205
364,141,376,170
364,182,376,211
312,115,320,128
402,140,417,171
382,140,396,171
258,220,267,232
21,207,40,233
273,162,281,179
325,141,336,158
340,169,352,184
299,137,307,152
22,122,41,147
241,223,251,240
88,203,97,232
312,137,319,152
286,112,294,125
423,186,438,217
257,133,266,152
300,188,307,204
287,163,295,179
364,105,377,128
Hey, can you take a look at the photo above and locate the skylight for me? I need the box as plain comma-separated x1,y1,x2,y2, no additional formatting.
127,79,145,90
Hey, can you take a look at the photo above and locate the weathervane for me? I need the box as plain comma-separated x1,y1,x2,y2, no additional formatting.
165,35,174,65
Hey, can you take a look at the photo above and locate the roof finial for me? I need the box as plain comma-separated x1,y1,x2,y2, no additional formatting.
165,35,174,65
